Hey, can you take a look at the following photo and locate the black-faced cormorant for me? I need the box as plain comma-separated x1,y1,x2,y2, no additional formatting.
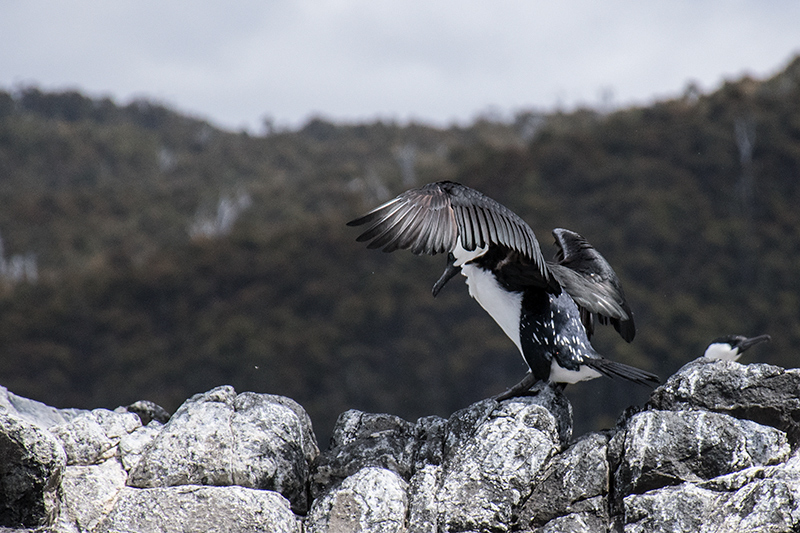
704,334,771,361
347,181,659,398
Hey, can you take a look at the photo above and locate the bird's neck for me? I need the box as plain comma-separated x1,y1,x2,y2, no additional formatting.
452,238,488,267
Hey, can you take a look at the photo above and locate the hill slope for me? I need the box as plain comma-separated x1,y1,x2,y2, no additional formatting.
1,56,799,439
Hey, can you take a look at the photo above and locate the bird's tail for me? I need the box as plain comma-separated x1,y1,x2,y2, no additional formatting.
583,357,660,387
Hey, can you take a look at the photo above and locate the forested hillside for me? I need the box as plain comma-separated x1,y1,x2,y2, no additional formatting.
1,56,799,441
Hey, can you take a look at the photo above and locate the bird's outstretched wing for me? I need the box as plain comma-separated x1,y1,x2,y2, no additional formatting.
348,181,550,279
549,228,635,342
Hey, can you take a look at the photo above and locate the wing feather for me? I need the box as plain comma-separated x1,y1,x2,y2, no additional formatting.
550,228,636,342
348,181,550,282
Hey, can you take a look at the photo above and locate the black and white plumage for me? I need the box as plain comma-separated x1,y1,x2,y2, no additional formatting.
549,228,635,343
348,181,659,396
704,334,771,361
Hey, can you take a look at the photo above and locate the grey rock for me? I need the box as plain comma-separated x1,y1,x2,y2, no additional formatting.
128,385,319,513
50,408,143,466
122,400,171,425
0,412,66,529
412,415,447,469
623,458,800,533
699,451,800,493
306,466,408,533
4,355,800,533
312,385,572,532
0,385,87,430
516,432,610,529
649,359,800,443
91,408,142,441
611,409,789,499
230,391,319,510
95,485,301,533
127,386,238,487
534,511,609,533
50,415,115,466
444,383,572,452
406,464,441,533
434,395,563,531
623,483,721,533
311,409,423,498
118,422,162,472
56,458,127,533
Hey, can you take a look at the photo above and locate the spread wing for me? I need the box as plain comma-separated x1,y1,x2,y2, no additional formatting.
347,181,550,279
550,228,635,342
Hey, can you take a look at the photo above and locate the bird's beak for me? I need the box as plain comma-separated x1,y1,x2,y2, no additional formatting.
432,253,461,297
740,334,771,352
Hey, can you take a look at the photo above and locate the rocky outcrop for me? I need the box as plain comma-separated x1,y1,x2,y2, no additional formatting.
1,358,799,532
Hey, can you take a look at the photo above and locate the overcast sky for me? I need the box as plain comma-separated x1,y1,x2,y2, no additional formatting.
2,1,799,132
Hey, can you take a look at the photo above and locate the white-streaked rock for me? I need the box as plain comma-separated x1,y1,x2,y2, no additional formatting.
3,355,800,533
306,467,408,533
612,409,790,497
435,396,562,531
95,485,301,533
118,422,161,472
127,385,319,513
50,415,116,466
56,458,128,533
0,412,66,529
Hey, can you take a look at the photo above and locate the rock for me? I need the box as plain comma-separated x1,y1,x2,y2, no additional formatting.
306,467,408,533
412,415,448,469
50,415,116,466
127,385,319,513
0,385,87,429
91,408,142,441
118,422,162,472
623,451,800,532
49,408,143,466
229,391,319,510
534,511,610,533
406,464,441,533
649,359,800,444
0,412,66,529
313,387,570,532
515,431,611,529
122,400,171,425
611,409,790,499
95,485,301,533
3,355,800,532
56,458,128,533
311,409,426,498
622,463,800,533
433,394,563,531
623,482,720,533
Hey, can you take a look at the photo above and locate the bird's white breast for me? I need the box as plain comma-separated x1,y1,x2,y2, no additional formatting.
704,343,740,361
460,264,523,354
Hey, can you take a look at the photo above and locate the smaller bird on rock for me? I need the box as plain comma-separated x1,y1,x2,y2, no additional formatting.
703,334,771,361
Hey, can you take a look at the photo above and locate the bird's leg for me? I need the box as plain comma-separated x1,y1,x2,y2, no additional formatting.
493,372,540,401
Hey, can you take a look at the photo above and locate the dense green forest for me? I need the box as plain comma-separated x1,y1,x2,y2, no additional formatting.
1,56,799,442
